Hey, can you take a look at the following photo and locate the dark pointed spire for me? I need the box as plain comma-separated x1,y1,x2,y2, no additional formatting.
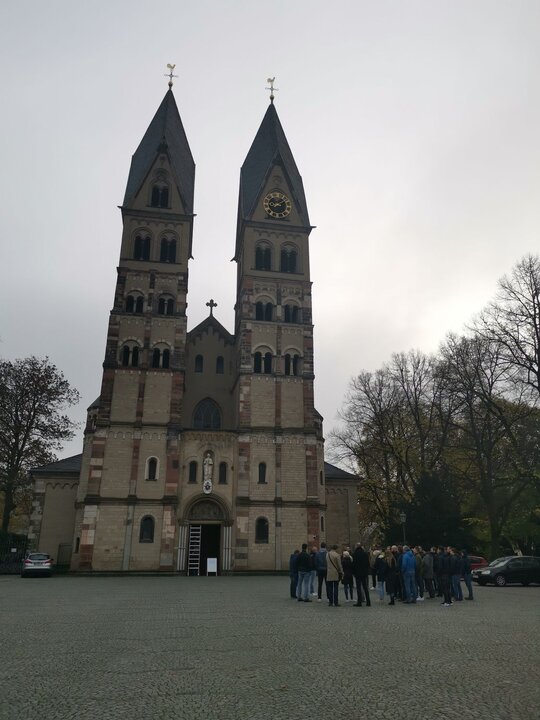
123,89,195,213
239,103,310,226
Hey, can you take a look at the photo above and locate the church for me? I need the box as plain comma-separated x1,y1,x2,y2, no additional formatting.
29,81,359,573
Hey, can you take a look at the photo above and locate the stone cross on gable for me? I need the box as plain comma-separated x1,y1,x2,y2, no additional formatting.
206,299,217,316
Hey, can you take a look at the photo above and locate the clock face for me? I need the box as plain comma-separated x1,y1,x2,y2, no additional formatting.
263,191,292,219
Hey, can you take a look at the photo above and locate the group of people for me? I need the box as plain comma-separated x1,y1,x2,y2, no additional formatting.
289,542,475,607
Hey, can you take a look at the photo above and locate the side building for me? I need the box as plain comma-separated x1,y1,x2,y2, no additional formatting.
29,87,360,572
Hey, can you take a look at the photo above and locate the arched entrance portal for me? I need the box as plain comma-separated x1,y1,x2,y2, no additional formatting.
185,499,227,576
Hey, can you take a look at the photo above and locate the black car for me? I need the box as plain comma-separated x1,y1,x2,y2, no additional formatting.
472,556,540,587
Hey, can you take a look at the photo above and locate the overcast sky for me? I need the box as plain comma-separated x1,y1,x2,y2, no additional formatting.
1,1,539,460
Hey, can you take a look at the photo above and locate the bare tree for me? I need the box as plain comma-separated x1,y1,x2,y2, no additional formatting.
475,254,540,398
0,357,79,531
441,334,540,557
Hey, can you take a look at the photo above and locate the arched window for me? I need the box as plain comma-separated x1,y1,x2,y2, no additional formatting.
158,296,174,316
255,302,264,320
126,295,144,314
284,354,291,376
195,354,203,373
193,398,221,429
188,461,197,483
151,183,169,208
134,234,151,261
160,236,177,263
264,303,273,321
146,457,158,481
151,347,171,369
219,462,227,484
120,343,140,368
255,517,269,544
321,516,325,532
255,245,272,270
139,516,155,543
258,462,267,484
216,356,224,374
263,352,272,374
280,247,297,273
293,354,300,377
284,304,300,323
320,470,324,486
254,352,262,373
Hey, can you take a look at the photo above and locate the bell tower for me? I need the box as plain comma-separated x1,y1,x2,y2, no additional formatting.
73,87,196,571
232,98,325,569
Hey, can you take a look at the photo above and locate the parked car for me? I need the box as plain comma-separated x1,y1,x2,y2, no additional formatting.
472,556,540,587
469,555,488,571
21,553,53,578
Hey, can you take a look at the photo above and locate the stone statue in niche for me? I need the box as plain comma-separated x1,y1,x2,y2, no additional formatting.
203,452,214,481
203,451,214,494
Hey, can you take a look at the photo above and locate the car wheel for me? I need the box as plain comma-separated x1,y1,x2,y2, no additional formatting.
495,574,506,587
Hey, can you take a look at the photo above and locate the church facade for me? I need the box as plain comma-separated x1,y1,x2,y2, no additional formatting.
29,88,359,573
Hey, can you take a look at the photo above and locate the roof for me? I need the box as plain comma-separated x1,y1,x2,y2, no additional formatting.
324,461,359,482
239,103,310,226
187,314,235,345
123,89,195,213
31,454,82,475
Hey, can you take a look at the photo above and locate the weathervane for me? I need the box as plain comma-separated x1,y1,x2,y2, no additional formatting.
266,77,278,103
164,63,178,89
206,299,218,316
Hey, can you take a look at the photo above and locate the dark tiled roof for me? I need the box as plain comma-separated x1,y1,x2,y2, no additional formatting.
188,314,234,345
88,396,100,410
324,461,358,481
239,103,310,225
123,89,195,213
32,454,82,475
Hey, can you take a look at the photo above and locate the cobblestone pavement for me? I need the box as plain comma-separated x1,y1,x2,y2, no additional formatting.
1,575,539,720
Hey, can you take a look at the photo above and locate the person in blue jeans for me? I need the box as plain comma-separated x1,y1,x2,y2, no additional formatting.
315,543,328,602
296,543,313,602
401,545,417,603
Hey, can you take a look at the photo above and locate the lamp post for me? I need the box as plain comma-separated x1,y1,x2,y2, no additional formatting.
399,511,406,544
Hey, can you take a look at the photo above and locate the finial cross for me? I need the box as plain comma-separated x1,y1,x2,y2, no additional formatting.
206,299,218,316
165,63,178,89
266,77,278,103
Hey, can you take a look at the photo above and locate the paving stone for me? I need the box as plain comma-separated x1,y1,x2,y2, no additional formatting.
0,576,539,720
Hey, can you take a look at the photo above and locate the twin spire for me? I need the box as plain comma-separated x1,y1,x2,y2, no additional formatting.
124,69,308,226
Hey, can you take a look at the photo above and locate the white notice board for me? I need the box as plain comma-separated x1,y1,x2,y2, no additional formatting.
207,557,217,575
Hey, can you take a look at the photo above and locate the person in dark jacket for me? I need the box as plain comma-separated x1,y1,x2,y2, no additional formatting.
422,549,436,598
461,549,474,600
449,547,463,601
438,546,452,606
374,551,387,602
352,543,371,607
296,543,313,602
314,542,328,602
341,550,355,602
384,548,397,605
289,549,300,598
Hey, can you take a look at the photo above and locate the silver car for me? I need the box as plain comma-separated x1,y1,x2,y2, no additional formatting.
21,553,53,577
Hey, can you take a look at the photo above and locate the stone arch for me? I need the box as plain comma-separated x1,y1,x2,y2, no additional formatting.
181,494,232,524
